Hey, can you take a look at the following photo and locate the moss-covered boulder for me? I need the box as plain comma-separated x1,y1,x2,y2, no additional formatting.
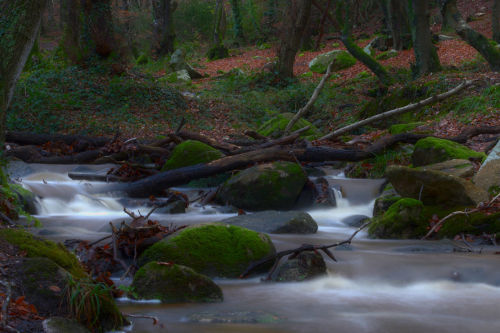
474,140,500,195
43,317,90,333
419,159,474,179
221,210,318,234
0,228,86,278
257,113,322,139
216,162,307,211
386,165,488,206
271,252,327,282
389,122,426,134
373,183,401,216
9,183,38,214
368,198,426,239
308,50,356,73
412,137,486,167
15,258,70,317
162,140,224,171
138,223,275,278
131,263,223,303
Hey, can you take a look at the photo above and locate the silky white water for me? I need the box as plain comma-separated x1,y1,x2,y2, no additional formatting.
10,163,500,333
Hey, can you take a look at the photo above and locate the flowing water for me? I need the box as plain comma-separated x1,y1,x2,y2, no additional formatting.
9,163,500,333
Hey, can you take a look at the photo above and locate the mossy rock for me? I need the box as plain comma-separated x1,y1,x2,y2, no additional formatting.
308,50,356,74
412,137,486,167
162,140,224,171
368,198,426,239
386,165,488,206
389,122,426,135
271,252,327,282
216,161,307,211
257,113,322,139
138,223,276,278
9,183,38,214
135,53,149,65
0,228,86,278
474,140,500,193
417,159,474,179
132,263,223,303
376,49,398,60
43,317,90,333
15,258,70,317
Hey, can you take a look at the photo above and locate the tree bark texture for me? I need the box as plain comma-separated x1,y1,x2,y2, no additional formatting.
277,0,312,80
387,0,410,50
493,0,500,43
410,0,441,76
440,0,500,71
152,0,177,56
230,0,245,44
340,0,393,86
0,0,48,148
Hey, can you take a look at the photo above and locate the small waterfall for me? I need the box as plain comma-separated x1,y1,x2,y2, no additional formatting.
331,186,350,208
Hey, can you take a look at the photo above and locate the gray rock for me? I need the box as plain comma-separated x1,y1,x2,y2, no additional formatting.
438,34,455,41
169,49,203,79
342,214,369,227
474,140,500,194
222,210,318,234
155,199,186,214
43,317,90,333
386,165,489,206
271,252,327,282
421,159,474,178
308,50,356,73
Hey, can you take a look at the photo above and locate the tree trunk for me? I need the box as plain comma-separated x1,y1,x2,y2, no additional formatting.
493,0,500,44
340,0,393,86
230,0,245,45
440,0,500,71
0,0,49,149
410,0,441,76
152,0,176,56
277,0,312,80
388,0,410,50
263,0,277,40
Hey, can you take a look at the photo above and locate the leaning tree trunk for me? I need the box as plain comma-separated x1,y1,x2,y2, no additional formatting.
440,0,500,71
493,0,500,44
277,0,312,80
410,0,441,76
0,0,49,149
340,0,393,86
153,0,177,56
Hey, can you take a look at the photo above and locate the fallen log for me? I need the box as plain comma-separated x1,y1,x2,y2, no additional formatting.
178,130,240,153
6,131,110,150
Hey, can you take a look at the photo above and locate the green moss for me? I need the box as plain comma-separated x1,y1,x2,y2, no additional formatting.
162,140,224,171
132,263,223,303
138,223,275,277
309,50,356,74
0,228,86,278
136,53,149,65
376,50,398,60
413,137,486,166
389,122,426,134
257,113,321,139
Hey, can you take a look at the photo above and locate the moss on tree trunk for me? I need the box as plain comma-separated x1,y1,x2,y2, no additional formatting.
0,0,48,148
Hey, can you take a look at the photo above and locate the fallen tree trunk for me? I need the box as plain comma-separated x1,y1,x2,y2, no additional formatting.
319,80,474,141
177,130,240,153
102,125,500,197
5,131,110,150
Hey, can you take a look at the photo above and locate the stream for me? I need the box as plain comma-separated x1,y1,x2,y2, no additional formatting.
9,162,500,333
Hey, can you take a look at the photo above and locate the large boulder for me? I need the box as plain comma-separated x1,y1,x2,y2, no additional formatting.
308,50,356,73
386,165,488,206
131,263,223,303
138,223,276,278
419,159,474,179
373,183,401,216
9,183,38,214
368,198,426,239
257,113,322,139
169,49,203,79
221,211,318,234
162,140,224,171
216,162,308,211
474,140,500,195
271,252,327,282
412,137,486,167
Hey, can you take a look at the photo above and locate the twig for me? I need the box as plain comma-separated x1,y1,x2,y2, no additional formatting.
88,235,112,247
241,221,371,279
175,117,186,135
422,192,500,240
319,80,475,141
123,313,159,325
284,61,335,136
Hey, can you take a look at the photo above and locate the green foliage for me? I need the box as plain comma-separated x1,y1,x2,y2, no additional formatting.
346,146,413,178
174,0,215,42
65,276,124,332
257,113,321,139
389,122,426,134
8,58,187,135
162,140,224,171
446,85,500,117
0,228,86,278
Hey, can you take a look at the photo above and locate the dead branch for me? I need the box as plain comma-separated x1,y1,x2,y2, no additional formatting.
422,192,500,240
240,221,371,280
319,80,475,141
177,130,240,153
284,60,335,135
244,130,269,141
0,212,15,226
